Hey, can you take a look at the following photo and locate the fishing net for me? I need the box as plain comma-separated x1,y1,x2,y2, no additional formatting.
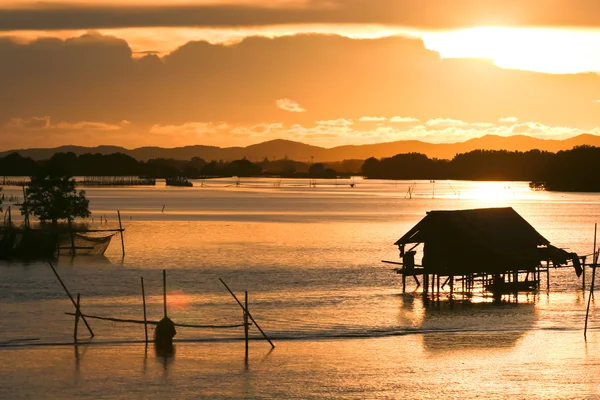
59,233,116,255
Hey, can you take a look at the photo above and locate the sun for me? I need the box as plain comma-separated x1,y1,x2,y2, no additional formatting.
421,27,600,74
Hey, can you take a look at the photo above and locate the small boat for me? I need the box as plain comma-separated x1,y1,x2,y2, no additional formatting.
485,280,539,293
165,177,193,187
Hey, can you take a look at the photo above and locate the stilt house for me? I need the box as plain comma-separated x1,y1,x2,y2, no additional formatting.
394,207,581,293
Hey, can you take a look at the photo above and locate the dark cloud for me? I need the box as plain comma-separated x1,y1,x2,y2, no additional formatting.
0,32,599,135
2,1,600,31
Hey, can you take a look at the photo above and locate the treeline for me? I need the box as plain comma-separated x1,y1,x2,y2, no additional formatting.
0,151,363,178
362,146,600,191
2,146,599,191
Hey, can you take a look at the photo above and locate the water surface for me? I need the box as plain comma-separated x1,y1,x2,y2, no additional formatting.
1,179,600,399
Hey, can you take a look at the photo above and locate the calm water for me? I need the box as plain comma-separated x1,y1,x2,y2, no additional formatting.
1,179,600,399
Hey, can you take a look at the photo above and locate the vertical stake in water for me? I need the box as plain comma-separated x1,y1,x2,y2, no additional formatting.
21,185,29,228
118,210,125,257
163,269,168,318
141,277,148,343
244,291,249,361
68,217,76,256
74,293,81,343
585,223,598,340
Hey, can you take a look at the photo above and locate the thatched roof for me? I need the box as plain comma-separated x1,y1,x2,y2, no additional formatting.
394,207,562,274
395,207,549,248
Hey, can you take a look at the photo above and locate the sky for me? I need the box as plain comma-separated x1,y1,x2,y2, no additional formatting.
1,0,600,150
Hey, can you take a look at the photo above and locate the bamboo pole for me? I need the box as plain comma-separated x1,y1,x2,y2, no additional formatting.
163,269,168,318
141,277,148,343
68,218,76,256
219,278,275,348
21,186,29,228
584,223,598,340
74,293,81,343
64,312,246,328
585,248,598,340
117,210,125,257
48,261,94,337
244,291,249,360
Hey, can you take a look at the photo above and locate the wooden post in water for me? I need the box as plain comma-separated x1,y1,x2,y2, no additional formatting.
141,277,148,343
586,225,597,290
547,261,550,291
117,210,125,257
163,269,168,318
585,247,599,340
68,218,76,256
585,224,598,340
582,256,587,291
48,261,94,337
244,291,249,360
74,293,81,343
21,186,29,228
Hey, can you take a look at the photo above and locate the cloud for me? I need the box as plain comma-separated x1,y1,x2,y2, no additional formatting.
2,1,600,31
5,116,120,132
55,121,122,131
390,116,419,123
6,116,51,130
425,118,468,127
316,118,354,126
0,32,599,149
276,98,306,113
499,116,519,123
150,122,230,136
359,116,387,122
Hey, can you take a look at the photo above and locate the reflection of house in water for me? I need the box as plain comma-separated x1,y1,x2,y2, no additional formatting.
419,299,537,352
391,207,581,297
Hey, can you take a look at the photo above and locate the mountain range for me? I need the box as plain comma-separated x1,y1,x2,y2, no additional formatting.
1,134,600,162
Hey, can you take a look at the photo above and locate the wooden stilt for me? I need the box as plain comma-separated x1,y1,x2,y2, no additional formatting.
48,261,94,337
117,210,125,257
583,257,587,291
402,274,406,293
74,293,81,343
449,276,454,296
141,277,148,343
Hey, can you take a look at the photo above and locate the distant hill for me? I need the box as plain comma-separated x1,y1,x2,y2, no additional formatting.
2,134,600,162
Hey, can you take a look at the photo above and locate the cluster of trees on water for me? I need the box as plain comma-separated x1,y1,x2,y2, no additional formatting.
361,146,600,191
0,152,362,179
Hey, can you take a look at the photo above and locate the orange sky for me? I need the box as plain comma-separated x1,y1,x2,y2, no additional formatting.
1,1,600,150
